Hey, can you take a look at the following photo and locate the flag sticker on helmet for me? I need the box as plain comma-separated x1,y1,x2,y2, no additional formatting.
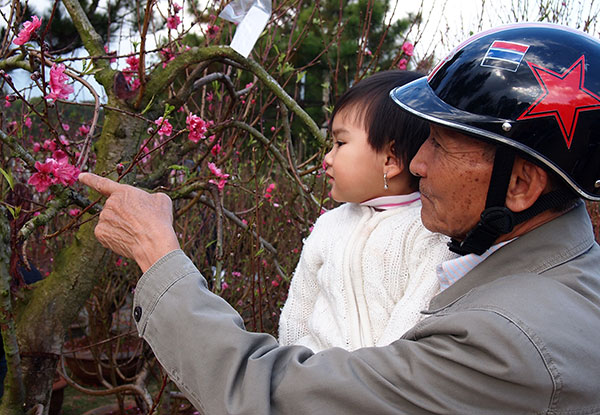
481,40,530,72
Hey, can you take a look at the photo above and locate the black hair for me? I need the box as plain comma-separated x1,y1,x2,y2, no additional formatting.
329,70,429,188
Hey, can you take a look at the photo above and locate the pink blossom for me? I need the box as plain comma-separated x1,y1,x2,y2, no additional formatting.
211,142,221,156
207,162,229,178
270,126,275,132
62,123,70,131
154,116,173,137
207,25,220,39
78,124,90,136
232,271,242,277
186,113,208,143
59,135,69,146
28,159,57,192
209,178,227,190
271,280,279,287
42,139,56,151
402,41,414,57
24,117,32,128
13,16,42,46
173,2,183,13
52,151,80,185
130,78,141,91
397,58,408,70
245,82,253,89
33,142,41,152
167,15,181,30
221,282,229,290
140,145,151,164
208,162,230,190
160,48,176,68
125,55,139,73
206,92,213,102
68,208,81,217
104,45,117,63
45,64,74,102
4,96,11,108
265,183,275,199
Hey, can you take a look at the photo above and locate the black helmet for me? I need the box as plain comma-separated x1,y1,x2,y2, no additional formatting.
391,22,600,202
391,23,600,255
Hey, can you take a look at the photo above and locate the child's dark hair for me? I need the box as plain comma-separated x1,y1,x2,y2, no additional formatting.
330,70,429,189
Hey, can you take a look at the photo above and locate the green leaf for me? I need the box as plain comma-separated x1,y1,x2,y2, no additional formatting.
296,71,306,83
0,168,15,190
168,164,190,176
164,104,175,116
140,95,156,115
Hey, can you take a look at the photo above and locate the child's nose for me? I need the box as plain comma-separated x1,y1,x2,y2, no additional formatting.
323,151,333,169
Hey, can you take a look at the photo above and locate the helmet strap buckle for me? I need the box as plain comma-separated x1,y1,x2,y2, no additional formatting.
448,207,515,255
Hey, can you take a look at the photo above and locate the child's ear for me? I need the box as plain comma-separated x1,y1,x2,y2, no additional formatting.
382,142,403,179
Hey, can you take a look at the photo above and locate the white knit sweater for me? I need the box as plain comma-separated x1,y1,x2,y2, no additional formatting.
278,198,456,352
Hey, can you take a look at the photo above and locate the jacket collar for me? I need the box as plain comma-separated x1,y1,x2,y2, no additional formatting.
427,201,595,312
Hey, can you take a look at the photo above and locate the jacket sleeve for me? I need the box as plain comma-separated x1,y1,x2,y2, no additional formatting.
134,250,554,415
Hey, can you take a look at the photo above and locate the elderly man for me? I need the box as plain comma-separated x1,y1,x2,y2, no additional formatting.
80,23,600,414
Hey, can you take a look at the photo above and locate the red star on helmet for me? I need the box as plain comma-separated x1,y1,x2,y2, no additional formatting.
517,55,600,149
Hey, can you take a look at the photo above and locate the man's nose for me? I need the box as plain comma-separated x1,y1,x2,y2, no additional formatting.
409,141,429,178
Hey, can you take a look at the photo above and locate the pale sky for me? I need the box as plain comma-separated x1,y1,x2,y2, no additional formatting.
393,0,600,64
5,0,600,100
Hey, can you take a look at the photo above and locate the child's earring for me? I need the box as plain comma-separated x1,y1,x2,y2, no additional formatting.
383,173,389,190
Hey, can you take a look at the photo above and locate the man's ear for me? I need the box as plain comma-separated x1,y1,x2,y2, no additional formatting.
505,157,549,212
382,142,403,179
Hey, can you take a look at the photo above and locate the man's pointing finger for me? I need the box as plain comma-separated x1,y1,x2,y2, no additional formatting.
78,172,122,197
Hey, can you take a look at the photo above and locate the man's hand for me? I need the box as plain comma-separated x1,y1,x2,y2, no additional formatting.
79,172,180,273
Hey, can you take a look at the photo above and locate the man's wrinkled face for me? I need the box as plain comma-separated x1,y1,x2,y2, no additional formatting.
409,124,496,241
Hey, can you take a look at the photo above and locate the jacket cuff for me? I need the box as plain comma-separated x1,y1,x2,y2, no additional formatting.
132,250,204,336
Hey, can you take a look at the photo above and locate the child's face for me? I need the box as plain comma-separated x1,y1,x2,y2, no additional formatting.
323,108,388,203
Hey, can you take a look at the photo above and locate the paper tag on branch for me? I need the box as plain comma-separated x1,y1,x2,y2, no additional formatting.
219,0,271,58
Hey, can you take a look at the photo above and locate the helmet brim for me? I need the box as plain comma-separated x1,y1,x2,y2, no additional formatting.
390,77,598,201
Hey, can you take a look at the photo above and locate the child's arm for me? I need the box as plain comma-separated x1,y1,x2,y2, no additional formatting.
278,230,323,346
376,214,455,346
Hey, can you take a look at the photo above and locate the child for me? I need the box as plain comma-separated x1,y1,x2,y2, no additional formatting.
278,70,457,352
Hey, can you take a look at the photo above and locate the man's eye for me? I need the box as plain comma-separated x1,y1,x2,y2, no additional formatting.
429,136,441,148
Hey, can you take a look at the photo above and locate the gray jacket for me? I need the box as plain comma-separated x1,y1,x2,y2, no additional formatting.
133,202,600,414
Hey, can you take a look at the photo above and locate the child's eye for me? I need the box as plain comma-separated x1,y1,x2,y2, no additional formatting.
335,141,345,147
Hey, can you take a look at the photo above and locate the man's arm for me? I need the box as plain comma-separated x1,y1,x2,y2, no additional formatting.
136,250,554,415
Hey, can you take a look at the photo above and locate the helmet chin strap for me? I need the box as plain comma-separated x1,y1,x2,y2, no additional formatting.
447,147,574,255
